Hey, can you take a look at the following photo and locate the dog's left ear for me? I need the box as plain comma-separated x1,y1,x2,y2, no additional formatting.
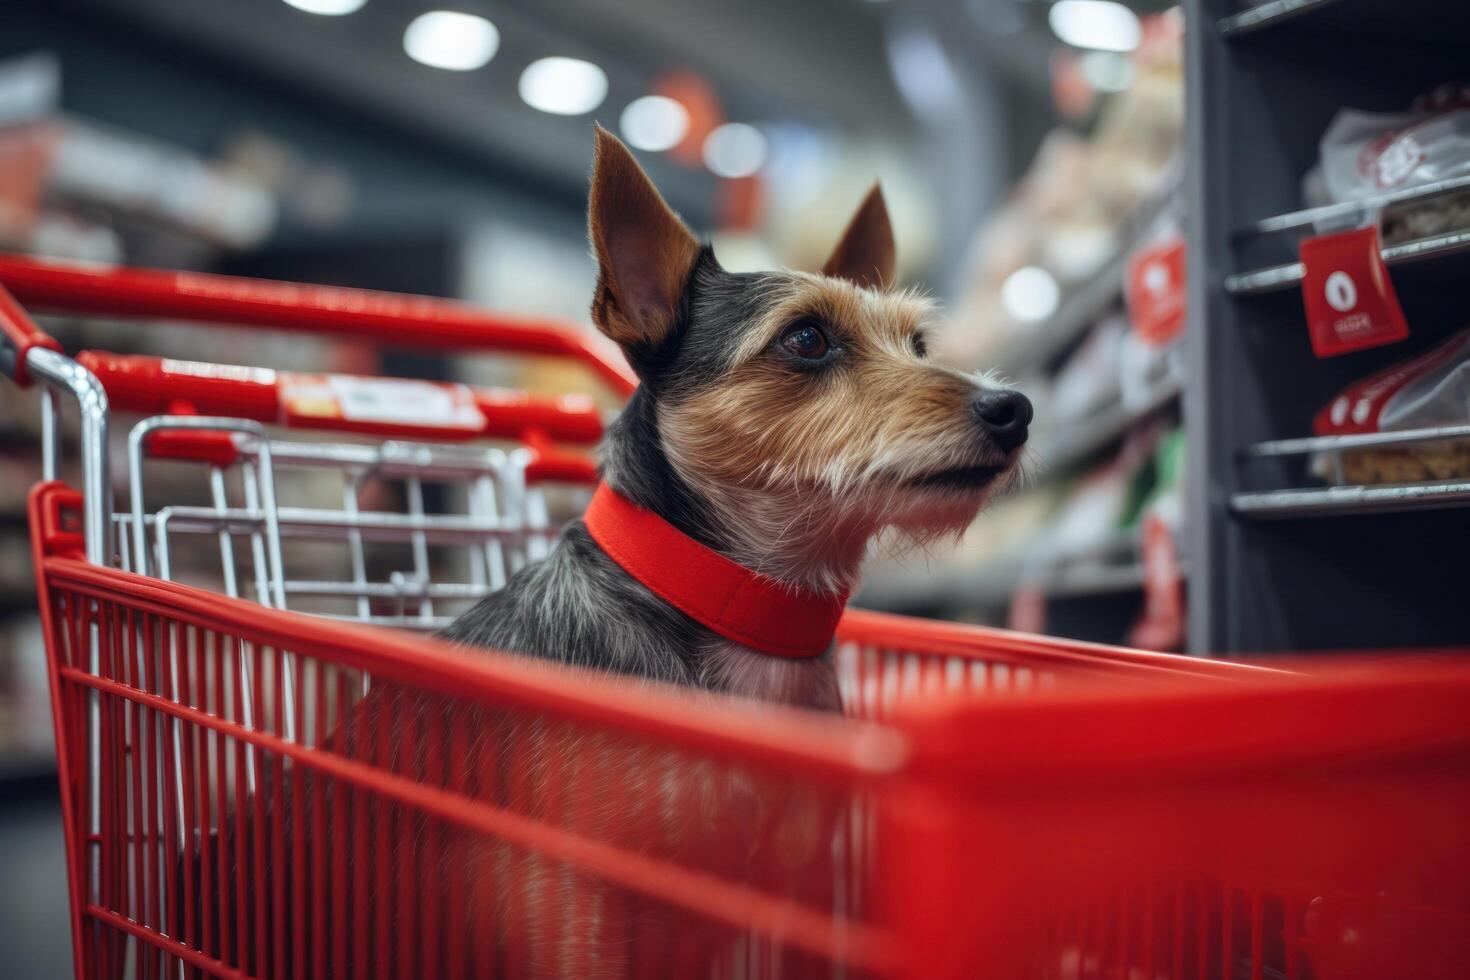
588,125,701,353
822,184,895,290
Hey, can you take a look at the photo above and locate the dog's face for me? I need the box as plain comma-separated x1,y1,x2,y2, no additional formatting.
588,127,1029,569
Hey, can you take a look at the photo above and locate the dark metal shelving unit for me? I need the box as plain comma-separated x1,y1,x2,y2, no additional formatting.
1185,0,1470,654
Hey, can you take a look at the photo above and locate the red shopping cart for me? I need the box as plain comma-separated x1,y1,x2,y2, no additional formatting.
2,253,1469,980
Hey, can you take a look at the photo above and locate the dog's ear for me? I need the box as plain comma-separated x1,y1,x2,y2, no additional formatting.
588,125,701,351
822,184,895,290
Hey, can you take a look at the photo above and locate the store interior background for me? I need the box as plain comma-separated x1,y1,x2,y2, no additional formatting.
0,0,1182,971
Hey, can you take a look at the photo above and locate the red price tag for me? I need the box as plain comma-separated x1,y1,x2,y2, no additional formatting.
1126,236,1186,346
1299,226,1409,358
1007,583,1046,635
1127,515,1184,652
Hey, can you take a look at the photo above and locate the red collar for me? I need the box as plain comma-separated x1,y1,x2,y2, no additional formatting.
582,483,847,658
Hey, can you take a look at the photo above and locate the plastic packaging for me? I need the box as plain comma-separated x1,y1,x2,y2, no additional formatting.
1307,88,1470,245
1316,103,1470,203
1314,328,1470,483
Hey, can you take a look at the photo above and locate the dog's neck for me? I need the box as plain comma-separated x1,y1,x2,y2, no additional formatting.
598,388,870,596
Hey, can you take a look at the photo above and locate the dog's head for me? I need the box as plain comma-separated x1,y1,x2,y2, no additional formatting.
589,127,1030,585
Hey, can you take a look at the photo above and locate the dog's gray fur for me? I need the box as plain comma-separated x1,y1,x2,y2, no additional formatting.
440,238,847,710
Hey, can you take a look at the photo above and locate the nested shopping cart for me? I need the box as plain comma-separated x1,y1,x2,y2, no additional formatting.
3,252,1469,980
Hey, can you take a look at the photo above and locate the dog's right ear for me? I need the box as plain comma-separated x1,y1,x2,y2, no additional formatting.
588,125,701,352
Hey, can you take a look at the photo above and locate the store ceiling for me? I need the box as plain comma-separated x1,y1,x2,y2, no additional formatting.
42,0,922,216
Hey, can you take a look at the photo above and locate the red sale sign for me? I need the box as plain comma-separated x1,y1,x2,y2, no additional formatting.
1126,236,1186,347
1298,226,1409,357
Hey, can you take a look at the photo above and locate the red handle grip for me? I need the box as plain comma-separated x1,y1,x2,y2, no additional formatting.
78,351,605,446
0,254,637,396
0,282,63,386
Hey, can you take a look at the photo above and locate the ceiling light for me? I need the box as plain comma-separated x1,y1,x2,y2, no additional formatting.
519,57,608,116
403,11,500,71
702,123,767,179
1000,266,1060,322
1048,0,1142,53
619,96,690,152
282,0,366,13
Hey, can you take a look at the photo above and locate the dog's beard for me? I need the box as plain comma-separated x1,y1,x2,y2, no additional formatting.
660,436,1028,595
851,447,1031,567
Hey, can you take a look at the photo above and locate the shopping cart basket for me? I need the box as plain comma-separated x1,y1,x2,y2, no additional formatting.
3,252,1469,980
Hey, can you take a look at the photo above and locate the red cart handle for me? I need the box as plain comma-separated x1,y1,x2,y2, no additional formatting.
79,351,605,445
0,282,64,386
0,254,637,396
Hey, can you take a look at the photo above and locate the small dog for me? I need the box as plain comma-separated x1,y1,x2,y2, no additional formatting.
204,128,1032,979
442,126,1031,710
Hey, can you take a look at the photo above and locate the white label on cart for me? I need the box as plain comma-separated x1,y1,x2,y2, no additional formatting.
162,358,277,385
281,374,485,430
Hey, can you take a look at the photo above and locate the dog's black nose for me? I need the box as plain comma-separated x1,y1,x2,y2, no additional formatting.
971,390,1032,452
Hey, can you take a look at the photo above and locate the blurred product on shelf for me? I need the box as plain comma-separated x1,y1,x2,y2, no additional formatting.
1126,433,1186,651
942,12,1183,371
0,52,280,269
1313,327,1470,484
0,119,276,260
1008,422,1184,639
1078,302,1180,415
882,14,1190,646
0,614,51,774
1038,421,1175,562
1303,83,1470,246
1049,314,1128,423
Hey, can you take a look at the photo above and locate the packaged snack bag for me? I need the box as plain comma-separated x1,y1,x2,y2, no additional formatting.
1306,85,1470,245
1314,328,1470,483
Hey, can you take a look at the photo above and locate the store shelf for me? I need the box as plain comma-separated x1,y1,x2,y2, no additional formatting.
1190,0,1470,652
1218,0,1470,41
1233,425,1470,518
1242,424,1470,459
856,529,1152,613
994,252,1131,377
1217,0,1345,37
1047,559,1147,598
1224,229,1470,295
1233,481,1470,518
1238,175,1470,239
856,553,1021,613
1037,528,1168,599
1037,377,1183,477
993,168,1183,377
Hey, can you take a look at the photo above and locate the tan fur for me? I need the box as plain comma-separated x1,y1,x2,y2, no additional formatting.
661,272,1016,594
588,125,702,349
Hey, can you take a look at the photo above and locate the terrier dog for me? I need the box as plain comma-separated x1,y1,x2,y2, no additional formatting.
441,126,1031,710
198,128,1032,979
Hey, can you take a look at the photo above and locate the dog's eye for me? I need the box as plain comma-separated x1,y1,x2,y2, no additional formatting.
780,321,829,360
910,332,928,358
